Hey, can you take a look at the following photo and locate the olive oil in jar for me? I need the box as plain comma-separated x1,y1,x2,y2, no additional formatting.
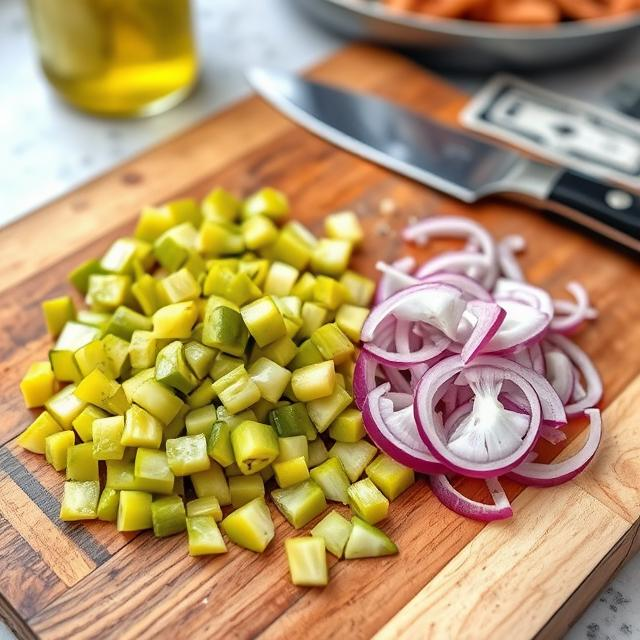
27,0,198,117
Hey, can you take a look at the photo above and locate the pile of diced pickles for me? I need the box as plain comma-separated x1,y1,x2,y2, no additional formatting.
17,187,415,587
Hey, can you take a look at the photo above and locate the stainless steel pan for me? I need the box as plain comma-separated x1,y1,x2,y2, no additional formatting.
294,0,640,70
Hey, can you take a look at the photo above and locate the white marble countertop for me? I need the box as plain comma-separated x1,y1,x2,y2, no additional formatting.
0,0,639,638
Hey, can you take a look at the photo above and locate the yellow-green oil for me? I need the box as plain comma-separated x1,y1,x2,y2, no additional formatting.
27,0,198,117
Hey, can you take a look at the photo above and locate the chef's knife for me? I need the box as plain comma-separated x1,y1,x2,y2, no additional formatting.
247,68,640,253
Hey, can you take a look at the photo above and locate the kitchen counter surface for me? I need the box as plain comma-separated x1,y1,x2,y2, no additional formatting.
0,1,639,638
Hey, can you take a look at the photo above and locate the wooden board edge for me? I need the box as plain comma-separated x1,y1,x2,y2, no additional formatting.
535,520,640,640
0,595,37,640
373,483,633,640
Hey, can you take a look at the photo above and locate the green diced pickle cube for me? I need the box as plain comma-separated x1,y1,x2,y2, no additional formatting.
230,421,279,475
117,490,153,531
285,537,328,587
17,411,62,454
60,481,100,521
66,442,99,481
155,340,198,394
241,296,286,347
190,462,231,505
134,448,175,494
347,478,389,524
151,495,186,537
97,487,120,522
207,421,235,467
221,496,274,553
186,496,222,521
92,416,125,460
42,296,76,337
122,405,163,449
202,305,249,357
271,479,327,529
166,434,210,476
45,430,76,471
311,510,353,559
229,474,265,508
187,516,227,555
328,440,377,483
365,454,415,501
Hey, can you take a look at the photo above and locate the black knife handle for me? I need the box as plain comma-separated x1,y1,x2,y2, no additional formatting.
548,170,640,252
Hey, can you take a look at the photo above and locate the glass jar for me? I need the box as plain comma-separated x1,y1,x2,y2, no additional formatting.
26,0,198,117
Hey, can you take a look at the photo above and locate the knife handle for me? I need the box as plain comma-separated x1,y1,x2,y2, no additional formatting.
547,170,640,252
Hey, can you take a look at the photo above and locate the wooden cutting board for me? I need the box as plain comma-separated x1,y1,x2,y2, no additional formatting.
1,45,639,640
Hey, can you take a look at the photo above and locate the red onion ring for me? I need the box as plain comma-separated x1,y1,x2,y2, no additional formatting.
363,383,447,474
551,282,596,335
430,475,513,521
507,409,601,486
414,355,543,478
545,335,603,417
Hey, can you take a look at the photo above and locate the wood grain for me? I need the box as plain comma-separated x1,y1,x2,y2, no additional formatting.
0,44,639,640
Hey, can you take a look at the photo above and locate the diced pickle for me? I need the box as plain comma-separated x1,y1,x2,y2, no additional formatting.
366,454,415,501
291,361,335,403
207,421,235,467
17,411,62,454
45,384,87,428
347,478,389,524
186,496,222,521
230,421,279,475
343,516,398,559
328,408,365,443
229,474,265,508
309,457,350,505
273,456,309,489
122,405,163,449
45,430,76,471
166,434,210,476
190,462,231,505
285,537,328,587
97,487,120,522
271,479,327,529
42,296,76,337
187,516,227,555
117,490,153,531
92,416,126,460
221,496,274,553
135,448,175,494
151,495,186,537
311,510,353,559
66,442,99,481
328,440,377,483
20,362,56,408
60,481,100,521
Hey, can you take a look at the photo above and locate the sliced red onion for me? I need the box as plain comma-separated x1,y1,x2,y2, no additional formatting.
551,282,596,335
460,300,506,364
543,349,574,404
430,475,513,521
482,300,550,355
414,356,543,478
494,278,553,318
529,343,546,376
403,217,498,288
545,335,603,417
374,258,418,304
356,215,602,521
497,235,525,281
419,272,493,302
508,409,601,486
363,383,447,474
540,425,567,445
362,281,465,345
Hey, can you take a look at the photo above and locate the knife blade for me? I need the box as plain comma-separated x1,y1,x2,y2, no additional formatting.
247,67,640,253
